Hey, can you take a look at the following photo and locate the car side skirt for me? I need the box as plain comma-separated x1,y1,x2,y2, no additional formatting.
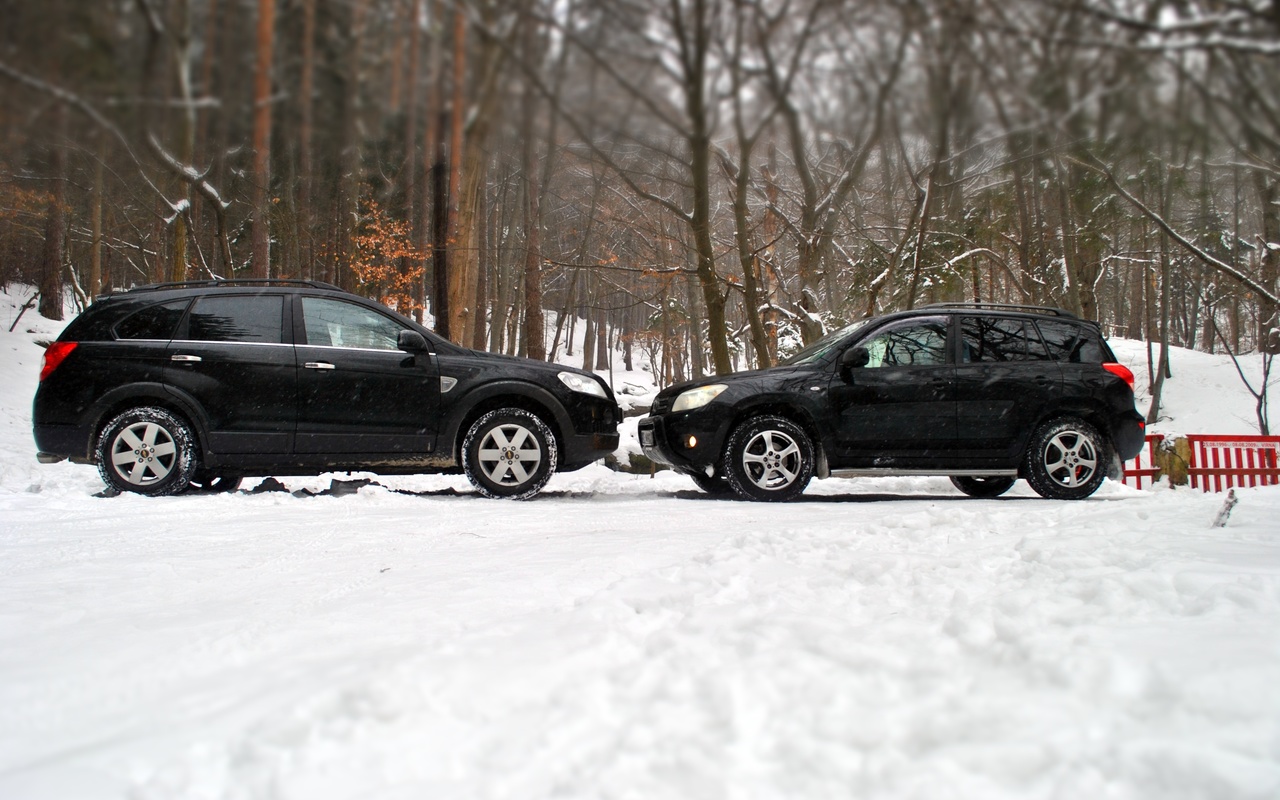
828,468,1019,478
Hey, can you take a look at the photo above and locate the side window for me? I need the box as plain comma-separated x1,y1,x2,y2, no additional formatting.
302,297,403,351
962,317,1043,362
1038,320,1106,363
187,295,284,343
114,299,189,340
862,319,948,368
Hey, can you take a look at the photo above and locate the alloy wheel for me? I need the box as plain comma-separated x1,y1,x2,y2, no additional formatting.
476,423,543,487
109,421,179,486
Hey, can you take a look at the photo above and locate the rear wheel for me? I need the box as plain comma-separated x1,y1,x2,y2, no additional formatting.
949,475,1016,498
188,471,243,493
1023,417,1109,500
722,415,814,502
96,407,198,496
462,408,558,499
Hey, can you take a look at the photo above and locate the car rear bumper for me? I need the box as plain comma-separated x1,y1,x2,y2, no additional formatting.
33,423,94,463
1109,410,1147,461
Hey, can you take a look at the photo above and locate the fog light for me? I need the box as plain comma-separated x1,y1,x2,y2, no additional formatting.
686,435,698,448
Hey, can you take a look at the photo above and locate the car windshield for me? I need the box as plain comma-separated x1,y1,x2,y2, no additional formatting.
778,318,874,366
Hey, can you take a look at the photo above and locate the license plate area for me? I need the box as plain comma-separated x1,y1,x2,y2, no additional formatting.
640,429,655,447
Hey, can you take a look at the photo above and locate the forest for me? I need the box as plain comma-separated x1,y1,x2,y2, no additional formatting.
1,0,1277,422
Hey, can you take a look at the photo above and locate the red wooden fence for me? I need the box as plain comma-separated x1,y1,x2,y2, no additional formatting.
1186,435,1280,492
1121,433,1280,492
1123,434,1165,490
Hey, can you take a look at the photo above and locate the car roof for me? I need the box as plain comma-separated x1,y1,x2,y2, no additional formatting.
102,279,345,298
886,302,1099,330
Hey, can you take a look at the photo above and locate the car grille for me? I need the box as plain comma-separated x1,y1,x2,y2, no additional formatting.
651,395,673,415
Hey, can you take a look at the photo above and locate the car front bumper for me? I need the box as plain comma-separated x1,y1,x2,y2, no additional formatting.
638,409,733,476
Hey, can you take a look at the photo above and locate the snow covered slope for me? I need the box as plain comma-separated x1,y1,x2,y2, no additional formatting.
1,289,1278,799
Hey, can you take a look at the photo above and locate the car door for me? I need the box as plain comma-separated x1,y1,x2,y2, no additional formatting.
293,295,441,455
825,316,956,467
164,293,296,454
953,315,1063,464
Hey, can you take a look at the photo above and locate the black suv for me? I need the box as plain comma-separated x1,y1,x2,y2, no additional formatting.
640,304,1145,501
33,280,620,498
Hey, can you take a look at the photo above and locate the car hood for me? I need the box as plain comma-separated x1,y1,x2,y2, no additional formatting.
658,365,813,398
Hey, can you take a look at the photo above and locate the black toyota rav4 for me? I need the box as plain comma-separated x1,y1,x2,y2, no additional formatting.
640,303,1145,501
33,280,620,498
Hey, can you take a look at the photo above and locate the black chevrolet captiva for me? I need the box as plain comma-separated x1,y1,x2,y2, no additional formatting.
34,280,620,498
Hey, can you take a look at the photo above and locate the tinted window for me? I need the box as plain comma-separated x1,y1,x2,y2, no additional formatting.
302,297,402,351
114,300,189,340
962,317,1050,362
1037,320,1107,363
187,296,284,343
862,319,948,367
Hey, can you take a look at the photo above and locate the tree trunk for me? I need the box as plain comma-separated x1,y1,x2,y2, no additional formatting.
89,131,105,295
420,0,446,324
298,0,316,279
470,168,488,350
250,0,275,278
38,104,67,321
521,18,545,361
400,0,422,314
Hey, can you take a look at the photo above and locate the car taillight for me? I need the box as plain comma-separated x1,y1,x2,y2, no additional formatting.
1102,362,1134,391
39,342,77,382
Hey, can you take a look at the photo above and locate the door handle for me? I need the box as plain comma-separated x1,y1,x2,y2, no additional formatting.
304,361,336,370
170,354,202,362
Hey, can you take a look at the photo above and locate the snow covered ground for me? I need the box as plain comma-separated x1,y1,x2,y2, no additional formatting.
1,288,1278,799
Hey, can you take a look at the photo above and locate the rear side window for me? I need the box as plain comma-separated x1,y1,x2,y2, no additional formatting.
962,317,1051,362
114,300,189,340
1037,320,1107,363
186,295,284,343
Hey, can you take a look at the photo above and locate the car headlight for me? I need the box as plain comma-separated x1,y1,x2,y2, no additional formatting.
672,383,727,412
558,371,608,399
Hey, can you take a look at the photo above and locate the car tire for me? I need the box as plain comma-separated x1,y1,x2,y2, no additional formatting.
96,406,199,496
949,475,1016,498
722,415,814,502
188,471,243,493
462,408,558,499
689,471,734,495
1023,416,1110,500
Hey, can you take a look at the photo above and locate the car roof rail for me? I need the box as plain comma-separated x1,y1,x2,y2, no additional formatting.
920,302,1078,319
126,279,345,293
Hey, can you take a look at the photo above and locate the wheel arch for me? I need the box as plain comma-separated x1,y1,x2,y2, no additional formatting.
443,381,571,466
85,383,211,462
725,397,826,460
1022,400,1116,467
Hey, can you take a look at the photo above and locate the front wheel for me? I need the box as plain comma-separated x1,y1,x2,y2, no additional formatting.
96,407,199,496
462,408,558,499
722,415,814,502
689,471,734,495
1023,417,1110,500
949,475,1016,498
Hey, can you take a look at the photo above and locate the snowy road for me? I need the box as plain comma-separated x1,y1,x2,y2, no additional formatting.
2,467,1278,799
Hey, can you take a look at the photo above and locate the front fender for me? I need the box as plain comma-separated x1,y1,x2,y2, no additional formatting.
439,380,573,461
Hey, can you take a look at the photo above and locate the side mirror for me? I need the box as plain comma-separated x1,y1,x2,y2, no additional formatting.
840,346,870,370
398,330,428,353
